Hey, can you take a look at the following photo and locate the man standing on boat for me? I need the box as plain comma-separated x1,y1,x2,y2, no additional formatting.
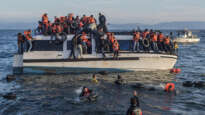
24,30,33,52
151,32,158,52
133,31,140,52
98,13,107,33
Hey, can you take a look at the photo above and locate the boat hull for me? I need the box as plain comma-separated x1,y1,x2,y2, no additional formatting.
18,53,177,74
173,38,200,43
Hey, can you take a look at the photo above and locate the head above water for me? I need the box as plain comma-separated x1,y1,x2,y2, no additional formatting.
133,90,138,96
84,87,89,92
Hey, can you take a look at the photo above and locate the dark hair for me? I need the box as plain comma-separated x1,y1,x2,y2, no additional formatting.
17,33,22,36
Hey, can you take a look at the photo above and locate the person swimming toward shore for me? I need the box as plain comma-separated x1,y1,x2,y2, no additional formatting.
79,87,97,102
92,74,98,84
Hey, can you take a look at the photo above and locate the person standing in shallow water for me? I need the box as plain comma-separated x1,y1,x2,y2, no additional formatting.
126,97,142,115
133,90,140,107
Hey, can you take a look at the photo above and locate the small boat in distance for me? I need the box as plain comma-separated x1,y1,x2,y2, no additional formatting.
173,30,200,43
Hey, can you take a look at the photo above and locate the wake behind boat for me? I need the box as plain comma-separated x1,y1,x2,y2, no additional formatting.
13,13,178,74
173,30,200,43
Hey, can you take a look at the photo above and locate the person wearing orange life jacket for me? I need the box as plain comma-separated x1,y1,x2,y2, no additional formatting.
79,87,97,102
81,15,88,24
133,31,140,52
88,15,96,24
112,39,119,59
157,32,165,51
151,32,158,52
106,32,112,52
76,21,84,34
80,87,92,97
42,13,49,35
141,29,150,52
24,30,33,52
80,32,88,54
164,36,171,52
88,15,97,31
108,33,115,52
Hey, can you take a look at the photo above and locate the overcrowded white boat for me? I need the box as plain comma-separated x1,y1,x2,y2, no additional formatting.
13,34,177,74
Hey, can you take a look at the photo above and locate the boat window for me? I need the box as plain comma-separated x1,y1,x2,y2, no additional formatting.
33,40,63,51
118,40,132,51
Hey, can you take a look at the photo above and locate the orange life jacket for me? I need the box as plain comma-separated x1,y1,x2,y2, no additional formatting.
164,37,170,45
88,17,95,24
81,34,88,43
158,34,164,42
24,31,32,40
109,36,115,44
79,22,84,28
56,25,62,33
68,16,73,22
42,15,48,24
113,41,119,51
142,31,149,38
152,34,158,42
133,32,140,42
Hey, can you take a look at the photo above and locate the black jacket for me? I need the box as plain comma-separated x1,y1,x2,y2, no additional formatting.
99,15,106,25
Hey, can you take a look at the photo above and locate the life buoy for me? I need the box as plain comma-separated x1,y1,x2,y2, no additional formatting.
165,83,175,92
170,68,181,74
142,38,150,47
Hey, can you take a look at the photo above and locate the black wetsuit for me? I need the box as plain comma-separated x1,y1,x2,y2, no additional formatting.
98,15,108,32
133,96,140,107
126,104,140,115
115,79,125,85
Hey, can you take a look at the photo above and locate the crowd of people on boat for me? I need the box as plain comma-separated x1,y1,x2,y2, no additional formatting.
17,13,178,58
35,13,107,36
